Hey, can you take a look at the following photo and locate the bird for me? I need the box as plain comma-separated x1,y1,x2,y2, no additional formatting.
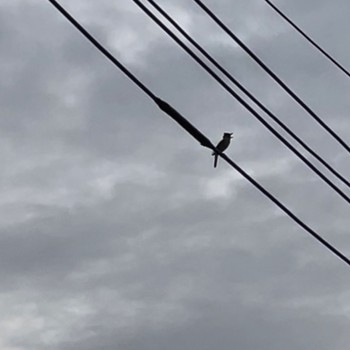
212,132,233,168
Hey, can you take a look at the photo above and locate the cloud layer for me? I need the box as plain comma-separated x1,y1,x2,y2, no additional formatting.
1,0,349,349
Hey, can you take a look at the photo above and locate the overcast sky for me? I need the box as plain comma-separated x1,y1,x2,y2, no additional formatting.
1,0,350,349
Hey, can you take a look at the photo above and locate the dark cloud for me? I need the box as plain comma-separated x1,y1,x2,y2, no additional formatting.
0,0,349,349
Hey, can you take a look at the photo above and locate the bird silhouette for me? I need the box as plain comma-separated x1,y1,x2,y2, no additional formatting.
212,132,233,168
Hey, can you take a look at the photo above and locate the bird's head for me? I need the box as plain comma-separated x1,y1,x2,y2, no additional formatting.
223,132,233,139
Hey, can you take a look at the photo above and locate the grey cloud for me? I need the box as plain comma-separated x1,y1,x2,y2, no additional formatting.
0,0,349,349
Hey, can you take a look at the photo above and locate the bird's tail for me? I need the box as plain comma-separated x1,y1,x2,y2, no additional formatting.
213,153,218,168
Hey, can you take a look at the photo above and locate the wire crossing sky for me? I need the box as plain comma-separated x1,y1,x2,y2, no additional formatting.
133,0,350,205
193,0,350,154
142,0,350,189
46,0,350,267
265,0,350,79
2,1,350,348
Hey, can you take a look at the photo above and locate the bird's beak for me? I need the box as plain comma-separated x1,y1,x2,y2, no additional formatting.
230,133,233,138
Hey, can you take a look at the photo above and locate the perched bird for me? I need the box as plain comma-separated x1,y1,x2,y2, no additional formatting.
212,132,233,168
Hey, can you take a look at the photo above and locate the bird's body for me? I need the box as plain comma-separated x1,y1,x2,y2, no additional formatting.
212,132,233,168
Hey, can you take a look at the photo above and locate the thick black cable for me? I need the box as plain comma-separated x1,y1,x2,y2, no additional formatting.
47,1,213,149
133,0,350,205
46,0,350,267
193,0,350,154
145,0,350,189
265,0,350,79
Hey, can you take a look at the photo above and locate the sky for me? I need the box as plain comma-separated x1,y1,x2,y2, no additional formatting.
1,0,350,349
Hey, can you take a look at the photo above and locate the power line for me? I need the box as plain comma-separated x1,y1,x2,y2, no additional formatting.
48,1,155,100
143,0,350,189
193,0,350,154
265,0,350,79
46,0,350,267
133,0,350,205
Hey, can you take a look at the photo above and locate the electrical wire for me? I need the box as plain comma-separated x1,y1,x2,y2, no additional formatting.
47,1,156,100
265,0,350,79
46,0,350,267
143,0,350,190
133,0,350,205
193,0,350,154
